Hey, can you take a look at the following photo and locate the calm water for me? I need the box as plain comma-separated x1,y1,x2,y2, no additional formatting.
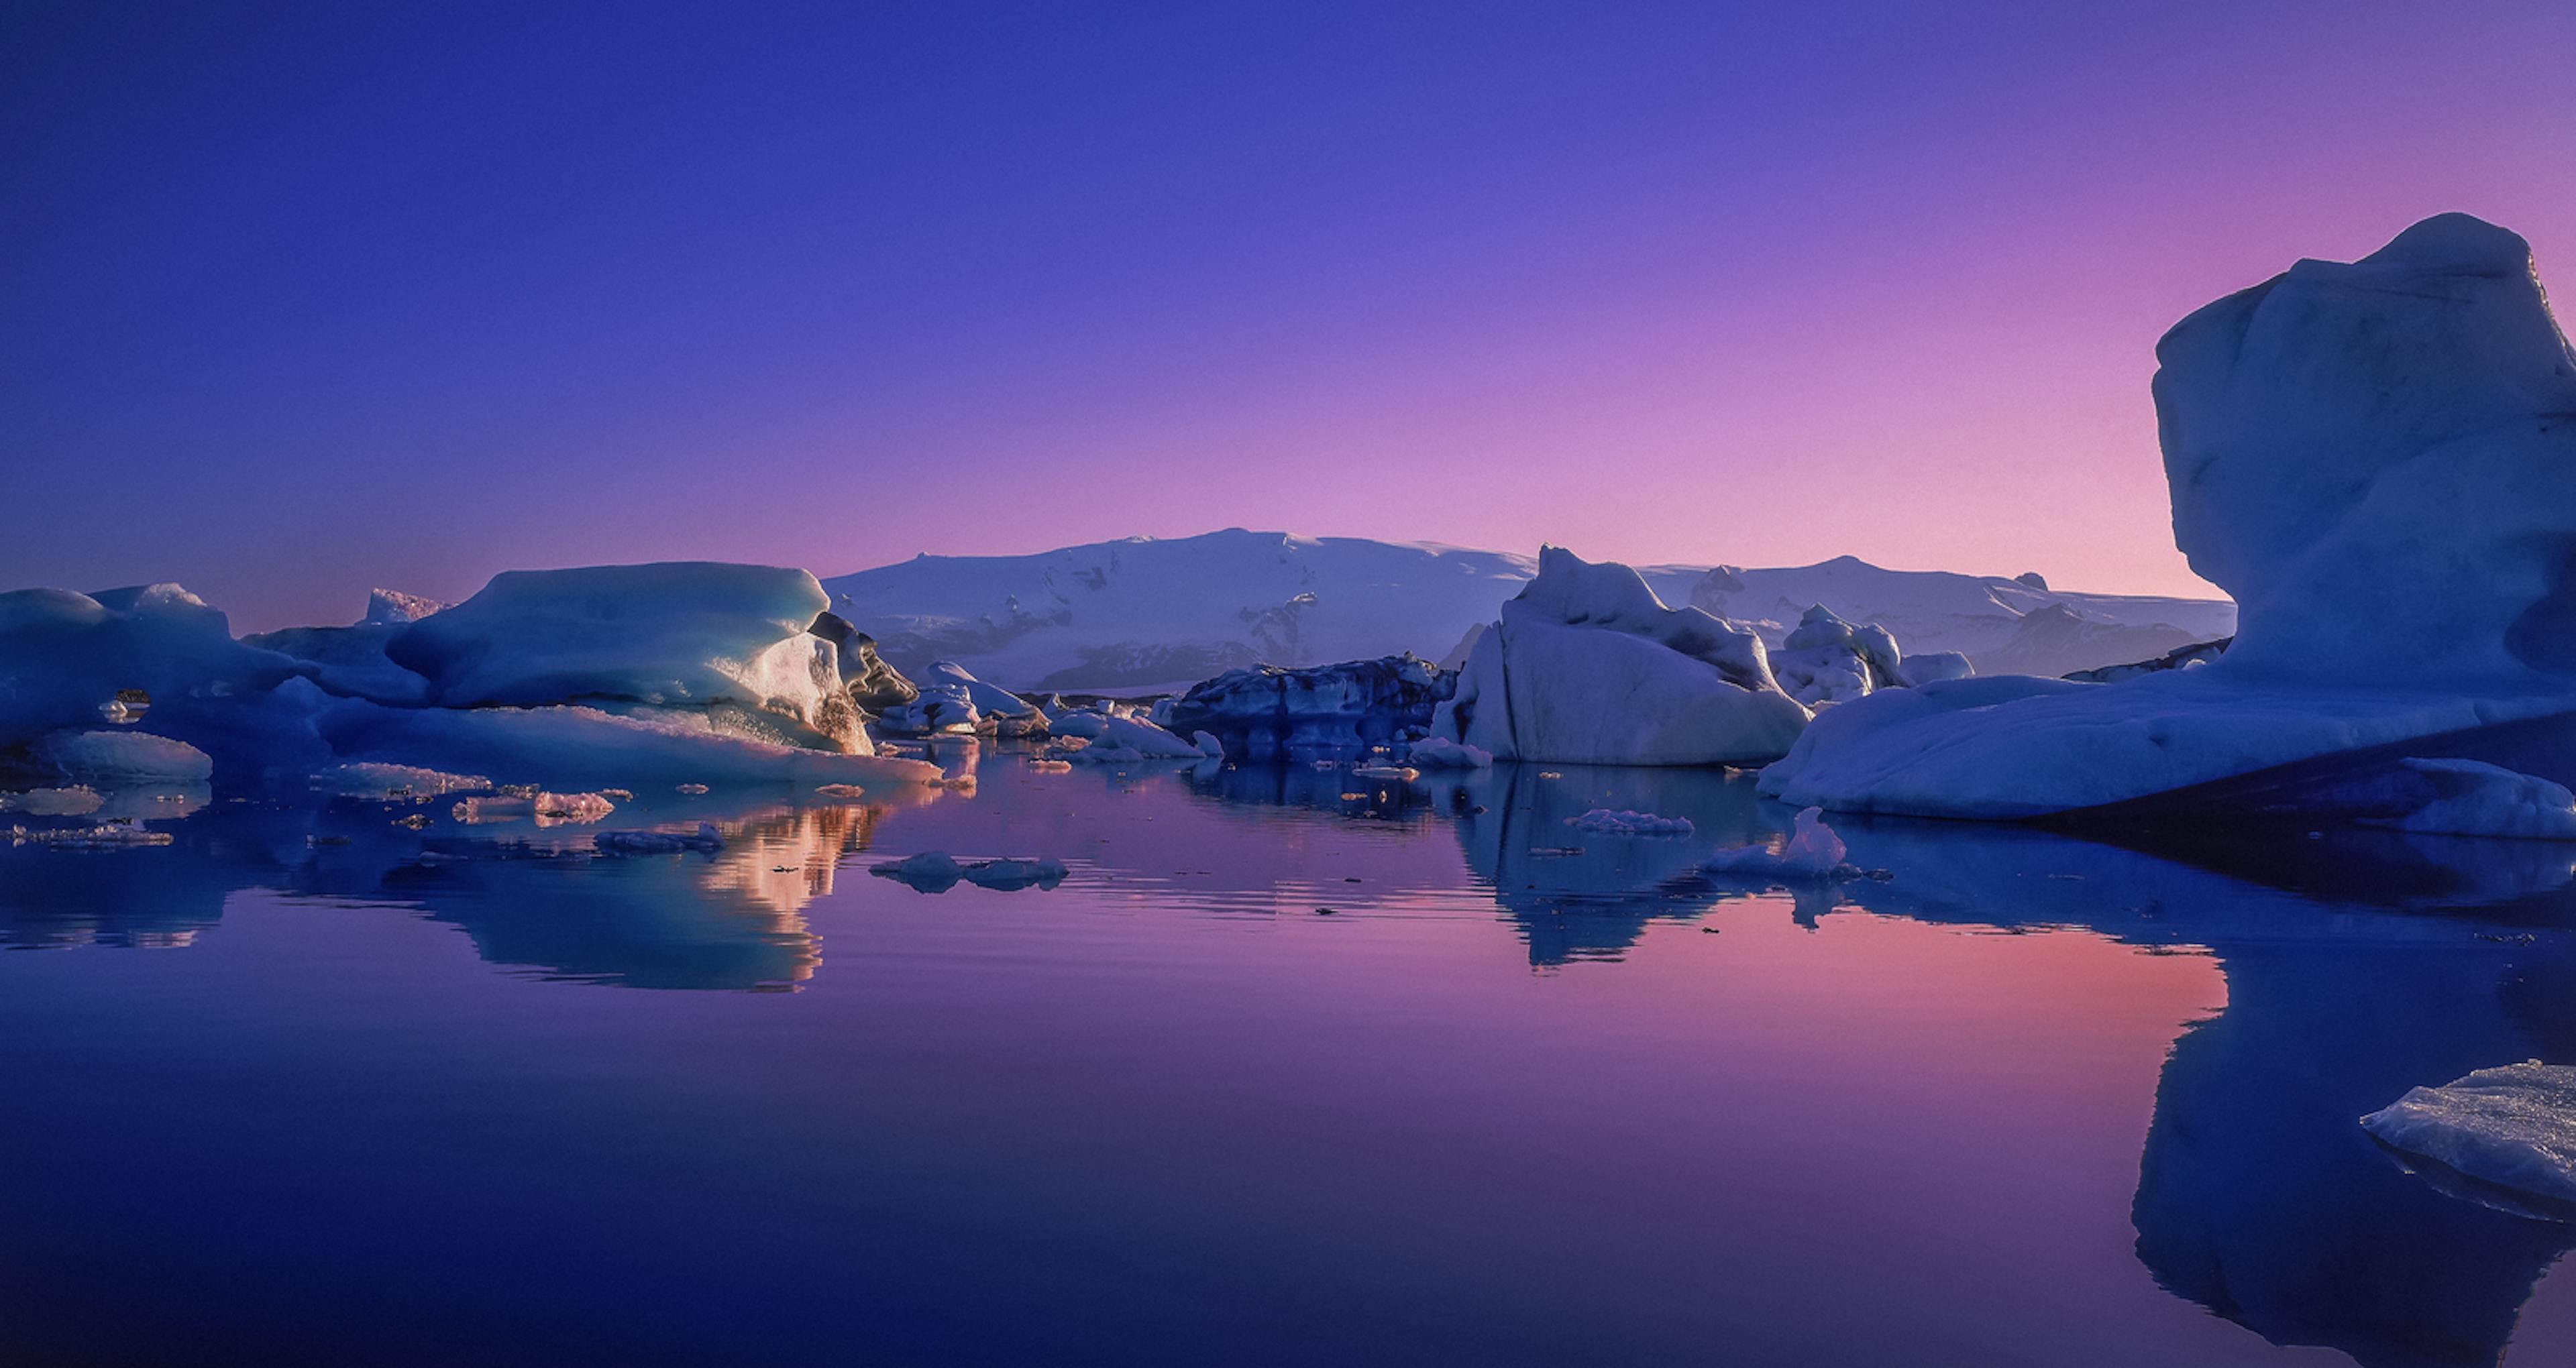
7,746,2576,1367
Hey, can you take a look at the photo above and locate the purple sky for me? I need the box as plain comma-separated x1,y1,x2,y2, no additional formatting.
5,1,2571,631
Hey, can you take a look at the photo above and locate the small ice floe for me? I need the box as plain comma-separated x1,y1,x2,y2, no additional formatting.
1061,717,1222,766
1566,808,1695,837
98,689,151,724
1350,764,1418,783
869,850,1070,893
2362,1062,2576,1218
1704,807,1854,880
1028,758,1073,773
676,783,710,795
451,791,617,826
812,783,869,799
594,822,724,854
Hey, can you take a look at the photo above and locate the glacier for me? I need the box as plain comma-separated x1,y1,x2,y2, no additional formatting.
822,528,2227,693
1764,213,2576,824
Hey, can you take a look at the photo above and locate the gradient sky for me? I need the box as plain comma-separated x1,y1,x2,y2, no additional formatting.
5,0,2571,630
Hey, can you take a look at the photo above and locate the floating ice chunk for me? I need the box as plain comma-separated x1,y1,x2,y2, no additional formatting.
1566,808,1695,836
1063,715,1217,762
812,783,869,799
869,850,1067,893
8,819,173,848
2362,1063,2576,1212
871,850,963,891
1351,764,1417,782
451,791,617,826
1705,807,1849,878
961,856,1069,891
32,730,214,787
1405,736,1492,768
309,762,492,802
594,823,724,854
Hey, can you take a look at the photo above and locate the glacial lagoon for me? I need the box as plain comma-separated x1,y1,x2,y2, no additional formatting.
7,745,2576,1367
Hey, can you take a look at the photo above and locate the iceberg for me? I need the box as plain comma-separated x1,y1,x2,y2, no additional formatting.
2363,1064,2576,1214
1423,547,1811,766
1059,716,1224,765
1764,215,2576,821
1766,605,1915,707
387,562,865,752
244,589,449,705
0,583,325,775
1163,653,1453,757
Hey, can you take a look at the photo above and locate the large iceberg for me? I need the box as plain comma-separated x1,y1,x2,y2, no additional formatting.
1423,547,1811,766
1764,214,2576,821
244,589,449,704
0,563,954,796
1162,654,1453,757
386,562,866,752
0,582,325,777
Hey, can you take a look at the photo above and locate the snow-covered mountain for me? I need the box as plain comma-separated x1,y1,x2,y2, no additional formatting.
822,530,2234,693
1685,557,2236,680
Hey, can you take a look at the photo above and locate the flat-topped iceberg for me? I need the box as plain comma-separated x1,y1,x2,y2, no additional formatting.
388,562,863,751
2363,1063,2576,1214
1765,214,2576,821
1423,547,1810,766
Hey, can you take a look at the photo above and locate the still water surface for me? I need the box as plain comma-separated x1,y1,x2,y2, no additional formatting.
6,747,2576,1365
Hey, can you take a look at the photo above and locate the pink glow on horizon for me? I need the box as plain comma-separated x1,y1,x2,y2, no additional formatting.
8,3,2573,631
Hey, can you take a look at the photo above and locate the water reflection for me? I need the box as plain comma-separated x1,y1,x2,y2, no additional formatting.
1,793,919,988
9,753,2576,1364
